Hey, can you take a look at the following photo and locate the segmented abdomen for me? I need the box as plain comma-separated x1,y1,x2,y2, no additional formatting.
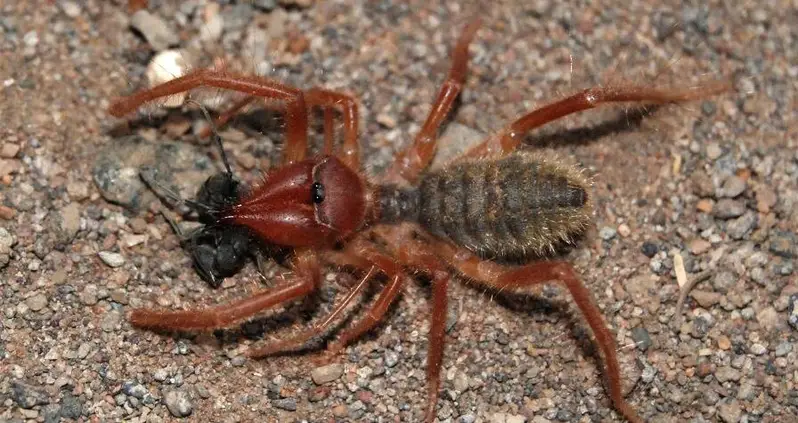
417,152,592,259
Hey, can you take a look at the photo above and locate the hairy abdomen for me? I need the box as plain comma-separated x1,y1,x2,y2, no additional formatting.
415,152,592,259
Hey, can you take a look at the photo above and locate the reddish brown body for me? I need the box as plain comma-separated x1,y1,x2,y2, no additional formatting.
109,18,729,423
222,156,371,248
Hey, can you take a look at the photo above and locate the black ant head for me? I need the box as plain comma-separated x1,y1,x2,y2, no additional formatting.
193,172,242,223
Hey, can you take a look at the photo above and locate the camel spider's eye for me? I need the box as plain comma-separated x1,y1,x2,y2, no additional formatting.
311,182,325,204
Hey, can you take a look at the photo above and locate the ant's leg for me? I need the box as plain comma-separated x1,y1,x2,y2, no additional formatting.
108,69,311,164
465,80,731,158
384,19,481,184
129,250,321,331
305,88,360,169
430,240,643,423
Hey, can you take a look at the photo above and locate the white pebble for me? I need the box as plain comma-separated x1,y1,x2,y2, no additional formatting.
146,50,191,108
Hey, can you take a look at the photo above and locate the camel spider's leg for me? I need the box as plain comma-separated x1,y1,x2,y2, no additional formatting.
129,250,320,331
247,265,376,358
304,88,360,169
108,69,310,164
197,88,360,168
384,18,481,184
465,80,731,158
431,240,643,423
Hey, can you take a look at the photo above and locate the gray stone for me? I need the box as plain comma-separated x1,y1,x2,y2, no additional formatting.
726,212,757,240
130,10,179,51
713,199,746,219
26,293,48,311
11,380,50,408
717,399,742,423
770,231,797,258
122,381,148,399
164,389,193,417
718,175,746,198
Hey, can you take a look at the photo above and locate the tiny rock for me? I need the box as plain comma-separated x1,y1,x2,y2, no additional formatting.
689,238,712,255
311,363,344,385
164,389,193,417
98,251,125,268
26,293,48,311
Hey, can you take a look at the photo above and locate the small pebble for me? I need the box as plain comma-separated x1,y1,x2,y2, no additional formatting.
717,399,742,423
640,241,658,258
757,306,779,331
756,187,778,212
690,290,722,307
98,251,125,268
718,175,746,198
130,10,179,51
715,366,741,383
384,351,399,368
631,327,652,351
60,1,81,18
696,198,713,213
0,142,20,158
599,226,617,241
775,342,792,357
164,389,193,417
717,335,731,350
145,50,189,107
122,381,148,399
332,404,348,417
26,293,48,311
101,310,122,332
60,392,83,419
706,143,722,160
749,343,767,355
788,295,798,330
689,239,712,255
311,363,344,385
11,380,50,408
273,398,297,411
153,368,169,382
726,212,757,240
713,199,746,219
77,342,91,359
80,284,98,305
769,231,797,258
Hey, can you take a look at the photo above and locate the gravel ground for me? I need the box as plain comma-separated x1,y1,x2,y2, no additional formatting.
1,1,796,422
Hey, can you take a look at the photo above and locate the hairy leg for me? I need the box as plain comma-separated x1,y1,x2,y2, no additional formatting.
195,87,359,168
247,265,376,358
384,19,481,184
321,244,406,356
431,240,643,423
464,80,731,158
129,250,321,331
390,237,452,423
108,69,311,164
305,88,360,169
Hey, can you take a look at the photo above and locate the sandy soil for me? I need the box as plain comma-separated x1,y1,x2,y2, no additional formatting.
1,1,796,422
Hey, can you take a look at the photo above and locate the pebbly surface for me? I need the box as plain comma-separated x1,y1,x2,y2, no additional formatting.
1,1,796,422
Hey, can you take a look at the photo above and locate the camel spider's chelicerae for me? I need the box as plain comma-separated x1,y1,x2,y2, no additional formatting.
109,19,729,423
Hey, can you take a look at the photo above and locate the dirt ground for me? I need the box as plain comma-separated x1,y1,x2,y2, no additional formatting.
1,0,796,422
